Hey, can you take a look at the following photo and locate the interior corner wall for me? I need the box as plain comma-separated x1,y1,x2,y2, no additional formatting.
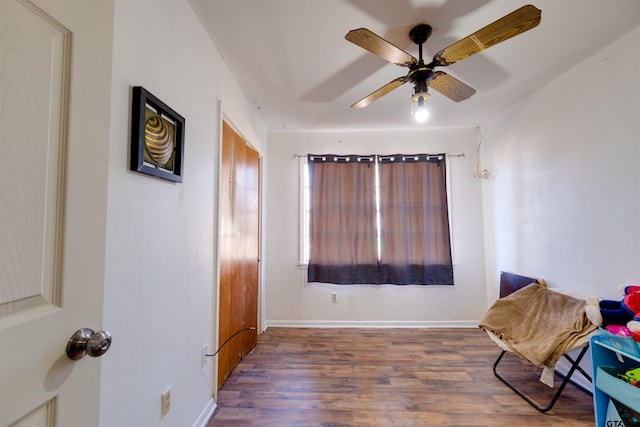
482,24,640,304
101,1,265,426
264,128,486,326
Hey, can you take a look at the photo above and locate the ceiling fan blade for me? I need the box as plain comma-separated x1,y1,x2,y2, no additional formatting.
428,71,476,102
346,28,416,67
432,4,541,66
351,76,408,109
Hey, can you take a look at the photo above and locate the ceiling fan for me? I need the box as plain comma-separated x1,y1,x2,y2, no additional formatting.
345,4,542,118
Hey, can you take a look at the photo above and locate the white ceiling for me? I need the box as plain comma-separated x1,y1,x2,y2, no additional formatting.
189,0,640,131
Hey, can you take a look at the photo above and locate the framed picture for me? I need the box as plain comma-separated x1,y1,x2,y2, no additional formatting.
130,86,185,182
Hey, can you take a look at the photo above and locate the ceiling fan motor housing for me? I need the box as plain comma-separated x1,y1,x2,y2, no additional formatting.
408,66,434,85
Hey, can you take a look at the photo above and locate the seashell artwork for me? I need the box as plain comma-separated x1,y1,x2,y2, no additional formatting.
144,115,174,166
131,87,184,182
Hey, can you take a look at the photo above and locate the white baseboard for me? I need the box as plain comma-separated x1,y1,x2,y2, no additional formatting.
192,398,216,427
263,320,479,329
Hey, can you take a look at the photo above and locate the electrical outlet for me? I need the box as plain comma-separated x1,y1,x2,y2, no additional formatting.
331,292,337,303
201,345,208,367
161,388,171,418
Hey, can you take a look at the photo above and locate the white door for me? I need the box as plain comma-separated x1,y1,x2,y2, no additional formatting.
0,1,111,425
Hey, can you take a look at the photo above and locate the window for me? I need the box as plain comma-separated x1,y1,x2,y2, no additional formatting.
300,154,453,286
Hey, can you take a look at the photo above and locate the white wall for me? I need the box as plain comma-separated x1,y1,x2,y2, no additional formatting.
265,128,486,326
101,1,265,426
482,24,640,304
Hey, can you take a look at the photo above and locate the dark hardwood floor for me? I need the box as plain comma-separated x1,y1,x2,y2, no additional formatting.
207,328,594,427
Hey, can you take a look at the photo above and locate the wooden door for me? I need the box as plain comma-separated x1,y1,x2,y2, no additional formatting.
0,1,108,425
242,146,259,356
218,121,259,388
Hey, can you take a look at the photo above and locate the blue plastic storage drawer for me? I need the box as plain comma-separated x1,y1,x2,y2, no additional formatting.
596,367,640,412
598,328,640,357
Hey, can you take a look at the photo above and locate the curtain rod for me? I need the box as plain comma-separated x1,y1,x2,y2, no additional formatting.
291,153,465,159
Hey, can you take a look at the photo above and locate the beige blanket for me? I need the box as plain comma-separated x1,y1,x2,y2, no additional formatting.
479,282,597,368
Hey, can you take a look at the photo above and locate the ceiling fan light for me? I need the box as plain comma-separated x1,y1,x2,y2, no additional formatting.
411,92,431,122
412,91,431,104
413,107,429,123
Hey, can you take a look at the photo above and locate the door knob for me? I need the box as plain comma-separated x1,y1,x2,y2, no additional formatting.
66,328,112,360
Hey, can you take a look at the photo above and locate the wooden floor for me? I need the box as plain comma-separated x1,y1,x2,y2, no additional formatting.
207,328,595,427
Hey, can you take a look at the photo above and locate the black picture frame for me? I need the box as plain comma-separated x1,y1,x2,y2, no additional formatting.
130,86,185,182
